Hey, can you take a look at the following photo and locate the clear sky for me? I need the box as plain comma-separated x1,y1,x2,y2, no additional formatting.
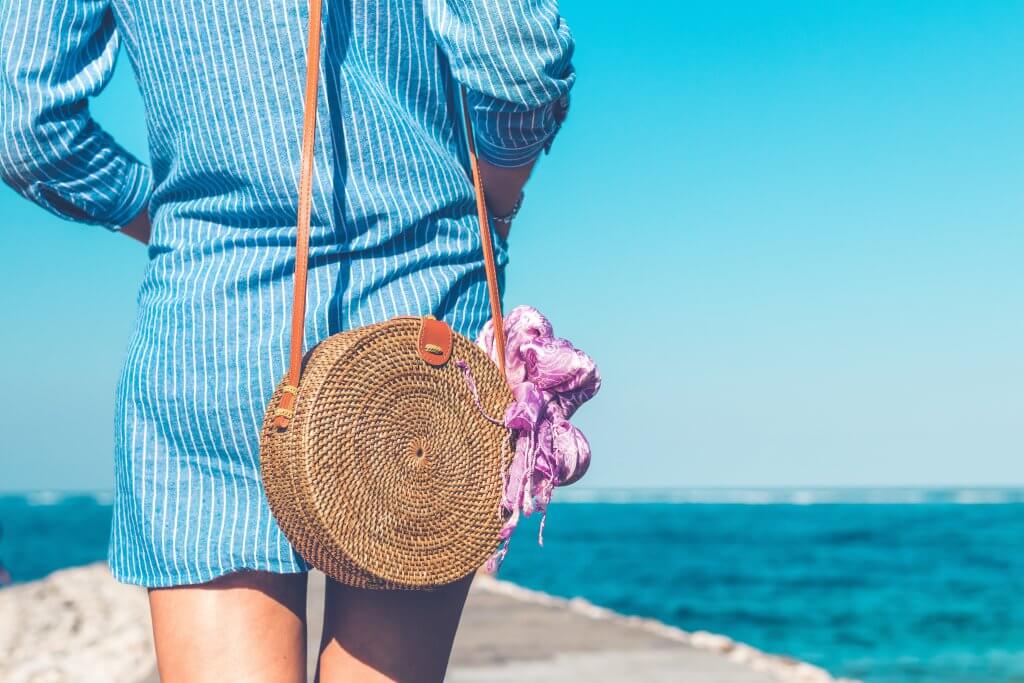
1,1,1021,491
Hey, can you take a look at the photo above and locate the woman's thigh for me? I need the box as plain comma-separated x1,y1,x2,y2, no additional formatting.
316,573,474,683
148,570,309,683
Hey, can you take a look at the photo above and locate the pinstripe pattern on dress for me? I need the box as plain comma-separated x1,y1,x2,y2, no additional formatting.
0,0,574,587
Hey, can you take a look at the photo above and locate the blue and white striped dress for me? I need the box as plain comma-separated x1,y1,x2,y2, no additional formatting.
0,0,574,587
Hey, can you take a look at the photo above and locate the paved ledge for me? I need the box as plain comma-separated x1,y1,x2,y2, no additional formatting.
0,564,854,683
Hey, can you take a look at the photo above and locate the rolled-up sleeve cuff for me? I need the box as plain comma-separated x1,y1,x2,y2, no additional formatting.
104,160,154,231
468,93,569,168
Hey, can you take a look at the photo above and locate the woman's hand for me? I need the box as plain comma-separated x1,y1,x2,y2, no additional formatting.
478,158,535,240
121,208,152,245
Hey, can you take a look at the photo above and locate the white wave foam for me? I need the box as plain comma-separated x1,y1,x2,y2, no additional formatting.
555,487,1024,504
18,491,114,506
24,491,62,506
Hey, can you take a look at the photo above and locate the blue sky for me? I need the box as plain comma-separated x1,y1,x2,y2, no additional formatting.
1,1,1021,491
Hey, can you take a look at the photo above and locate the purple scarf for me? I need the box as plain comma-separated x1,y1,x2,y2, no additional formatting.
473,305,601,571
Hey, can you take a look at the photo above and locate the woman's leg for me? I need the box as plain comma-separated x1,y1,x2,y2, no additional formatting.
149,570,308,683
316,573,474,683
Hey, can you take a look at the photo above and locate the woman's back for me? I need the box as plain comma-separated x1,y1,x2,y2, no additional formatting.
116,0,489,242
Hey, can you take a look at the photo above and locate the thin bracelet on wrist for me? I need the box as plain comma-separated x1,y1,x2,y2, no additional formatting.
489,191,524,227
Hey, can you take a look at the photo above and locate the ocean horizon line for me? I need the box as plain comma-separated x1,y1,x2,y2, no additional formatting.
4,486,1024,506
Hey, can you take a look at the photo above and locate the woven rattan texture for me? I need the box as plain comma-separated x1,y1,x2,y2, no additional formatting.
260,318,513,589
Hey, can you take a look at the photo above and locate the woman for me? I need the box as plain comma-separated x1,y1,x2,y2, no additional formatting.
0,0,574,680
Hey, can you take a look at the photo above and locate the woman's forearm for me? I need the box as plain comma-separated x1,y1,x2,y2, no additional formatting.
121,208,152,245
478,159,535,236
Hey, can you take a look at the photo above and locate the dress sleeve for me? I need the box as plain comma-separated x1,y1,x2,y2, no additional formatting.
0,0,152,230
425,0,576,168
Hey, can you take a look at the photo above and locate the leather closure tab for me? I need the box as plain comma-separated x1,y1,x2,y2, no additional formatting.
418,316,453,367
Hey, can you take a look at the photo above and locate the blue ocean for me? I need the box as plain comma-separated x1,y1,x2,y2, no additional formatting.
2,489,1023,683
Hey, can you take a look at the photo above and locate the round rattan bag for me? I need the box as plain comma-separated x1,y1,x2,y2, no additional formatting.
259,0,514,590
260,318,513,589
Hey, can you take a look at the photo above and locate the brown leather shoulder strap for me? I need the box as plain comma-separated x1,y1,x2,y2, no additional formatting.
273,0,506,429
460,87,508,381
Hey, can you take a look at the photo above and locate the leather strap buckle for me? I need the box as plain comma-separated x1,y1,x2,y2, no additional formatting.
418,316,453,367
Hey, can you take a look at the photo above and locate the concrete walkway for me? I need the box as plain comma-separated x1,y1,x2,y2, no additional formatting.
304,572,783,683
0,564,850,683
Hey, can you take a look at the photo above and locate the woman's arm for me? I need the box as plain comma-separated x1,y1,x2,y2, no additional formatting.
120,207,151,244
477,158,533,239
425,0,575,219
0,0,152,232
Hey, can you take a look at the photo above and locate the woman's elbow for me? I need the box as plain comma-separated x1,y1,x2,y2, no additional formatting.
0,130,44,192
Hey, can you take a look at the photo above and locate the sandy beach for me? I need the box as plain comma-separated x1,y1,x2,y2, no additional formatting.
0,564,854,683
